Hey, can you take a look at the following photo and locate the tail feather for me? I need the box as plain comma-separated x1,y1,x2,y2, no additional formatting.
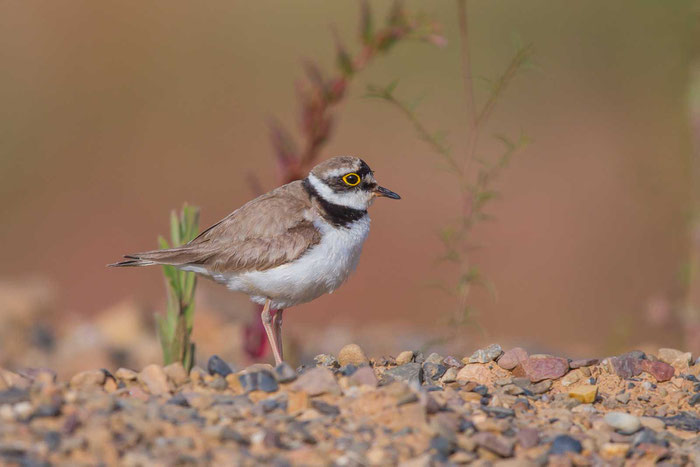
108,246,205,268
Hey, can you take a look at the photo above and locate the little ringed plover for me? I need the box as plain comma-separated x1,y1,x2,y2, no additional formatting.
110,156,400,365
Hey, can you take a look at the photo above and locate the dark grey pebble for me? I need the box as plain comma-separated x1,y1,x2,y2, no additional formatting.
0,388,30,405
384,363,423,386
220,427,250,445
338,364,358,376
311,400,340,416
423,363,446,381
632,428,668,447
689,393,700,406
483,406,515,418
166,394,190,407
239,370,279,393
657,411,700,432
43,431,61,452
274,362,297,383
549,434,582,455
473,385,489,396
429,435,455,457
207,355,232,377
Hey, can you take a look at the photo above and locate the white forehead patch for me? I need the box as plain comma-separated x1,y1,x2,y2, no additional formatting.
307,173,372,211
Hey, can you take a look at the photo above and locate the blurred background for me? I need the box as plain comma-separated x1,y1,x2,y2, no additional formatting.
2,1,699,376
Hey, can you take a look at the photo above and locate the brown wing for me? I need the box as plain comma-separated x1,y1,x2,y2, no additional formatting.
113,181,321,273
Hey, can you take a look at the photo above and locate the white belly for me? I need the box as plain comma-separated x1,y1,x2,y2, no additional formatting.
220,216,370,309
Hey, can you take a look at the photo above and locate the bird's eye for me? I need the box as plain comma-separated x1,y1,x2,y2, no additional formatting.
342,173,361,186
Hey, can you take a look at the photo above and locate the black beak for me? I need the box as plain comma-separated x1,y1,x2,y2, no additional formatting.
373,185,401,200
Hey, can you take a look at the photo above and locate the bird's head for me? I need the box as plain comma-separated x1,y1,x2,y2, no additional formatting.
306,156,400,211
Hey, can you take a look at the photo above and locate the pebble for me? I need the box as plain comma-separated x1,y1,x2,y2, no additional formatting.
472,432,514,457
640,360,674,382
468,344,503,364
290,367,340,396
337,344,369,367
138,364,173,396
425,353,444,365
609,355,643,379
549,434,582,455
314,353,339,368
639,416,665,431
600,442,629,459
163,362,189,387
497,347,529,370
384,363,423,386
422,363,446,381
0,387,30,405
604,412,641,434
238,370,279,393
70,369,107,388
568,384,597,403
519,356,568,382
615,392,630,404
273,362,297,383
346,366,378,387
657,348,692,367
440,367,458,384
207,355,233,377
115,368,138,381
395,350,414,365
569,357,599,369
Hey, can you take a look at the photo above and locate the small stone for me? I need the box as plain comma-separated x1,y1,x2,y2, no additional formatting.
290,367,340,396
497,347,528,370
520,356,568,382
396,350,414,365
615,392,630,404
440,367,458,383
115,368,138,381
207,355,233,377
238,370,279,393
639,416,665,431
138,364,173,396
516,428,539,449
527,380,552,394
70,369,106,388
600,443,629,459
468,344,503,364
560,369,584,387
287,391,311,415
338,344,369,367
442,356,463,368
425,352,444,364
0,387,29,405
549,434,582,455
273,362,297,383
569,358,600,369
657,348,692,368
609,356,643,379
314,353,339,368
689,393,700,406
471,432,514,457
163,362,189,387
347,366,378,388
311,400,340,416
604,412,641,434
657,411,700,431
568,384,597,403
456,364,498,385
640,360,674,382
423,363,447,381
384,363,423,386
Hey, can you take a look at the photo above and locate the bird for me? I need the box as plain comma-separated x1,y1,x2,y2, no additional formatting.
110,156,400,365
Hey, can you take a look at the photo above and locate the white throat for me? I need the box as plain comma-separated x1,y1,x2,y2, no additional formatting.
307,173,371,210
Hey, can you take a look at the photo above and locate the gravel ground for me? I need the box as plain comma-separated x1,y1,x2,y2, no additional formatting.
1,344,700,466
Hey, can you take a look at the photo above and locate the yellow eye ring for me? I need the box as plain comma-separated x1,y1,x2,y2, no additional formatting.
342,173,361,186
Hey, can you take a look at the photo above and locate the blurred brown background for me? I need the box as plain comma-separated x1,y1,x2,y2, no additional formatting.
1,1,699,372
